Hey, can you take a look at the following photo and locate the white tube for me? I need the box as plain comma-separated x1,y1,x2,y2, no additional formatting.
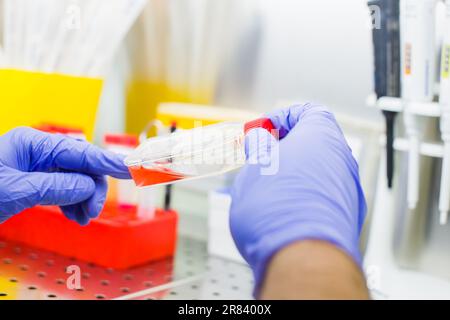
438,0,450,225
86,0,147,77
401,0,437,209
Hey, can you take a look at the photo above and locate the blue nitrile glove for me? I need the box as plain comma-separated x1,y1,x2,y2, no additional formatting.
0,127,131,225
230,103,367,295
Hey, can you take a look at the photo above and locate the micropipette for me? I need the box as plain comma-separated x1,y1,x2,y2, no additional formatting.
401,0,438,209
368,0,402,188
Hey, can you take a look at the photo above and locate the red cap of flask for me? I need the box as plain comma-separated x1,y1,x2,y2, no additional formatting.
244,118,276,137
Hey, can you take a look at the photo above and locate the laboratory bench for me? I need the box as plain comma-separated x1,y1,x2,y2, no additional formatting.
0,236,254,300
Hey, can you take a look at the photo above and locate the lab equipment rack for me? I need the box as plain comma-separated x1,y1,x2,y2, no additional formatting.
364,95,450,299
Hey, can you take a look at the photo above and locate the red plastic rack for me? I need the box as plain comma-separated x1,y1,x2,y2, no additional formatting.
0,204,178,269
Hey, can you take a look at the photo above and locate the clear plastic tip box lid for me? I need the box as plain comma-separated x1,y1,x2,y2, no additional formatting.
124,122,247,187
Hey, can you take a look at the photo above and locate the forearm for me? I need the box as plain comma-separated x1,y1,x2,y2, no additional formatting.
259,240,370,300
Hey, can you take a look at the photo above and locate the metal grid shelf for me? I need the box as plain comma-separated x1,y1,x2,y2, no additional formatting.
0,236,253,300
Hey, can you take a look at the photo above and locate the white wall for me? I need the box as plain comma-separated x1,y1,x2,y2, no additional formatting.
250,0,380,121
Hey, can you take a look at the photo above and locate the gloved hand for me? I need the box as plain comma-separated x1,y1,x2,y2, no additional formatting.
230,103,367,294
0,127,131,225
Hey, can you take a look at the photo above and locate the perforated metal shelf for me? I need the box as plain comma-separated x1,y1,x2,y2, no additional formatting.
0,236,253,300
118,255,254,300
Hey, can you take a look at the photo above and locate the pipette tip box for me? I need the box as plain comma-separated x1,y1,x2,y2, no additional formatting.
0,204,178,269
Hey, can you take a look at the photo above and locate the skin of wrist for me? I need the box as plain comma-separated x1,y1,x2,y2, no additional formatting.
259,240,370,300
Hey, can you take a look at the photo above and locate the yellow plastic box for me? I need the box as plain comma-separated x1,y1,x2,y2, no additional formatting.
0,69,103,141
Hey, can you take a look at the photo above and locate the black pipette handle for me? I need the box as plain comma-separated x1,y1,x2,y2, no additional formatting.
384,110,396,188
164,122,177,211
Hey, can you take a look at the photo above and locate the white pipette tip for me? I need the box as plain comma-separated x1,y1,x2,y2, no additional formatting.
440,211,449,225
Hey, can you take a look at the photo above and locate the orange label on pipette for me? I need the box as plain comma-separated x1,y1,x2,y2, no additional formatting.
404,43,412,75
129,166,186,187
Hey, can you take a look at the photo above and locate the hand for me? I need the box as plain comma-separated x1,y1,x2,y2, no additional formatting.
230,103,367,294
0,127,131,225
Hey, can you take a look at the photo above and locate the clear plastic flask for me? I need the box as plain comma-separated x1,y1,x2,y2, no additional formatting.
125,118,274,187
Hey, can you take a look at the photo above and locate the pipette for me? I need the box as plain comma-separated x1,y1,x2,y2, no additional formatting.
438,0,450,225
401,0,437,209
368,0,402,188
